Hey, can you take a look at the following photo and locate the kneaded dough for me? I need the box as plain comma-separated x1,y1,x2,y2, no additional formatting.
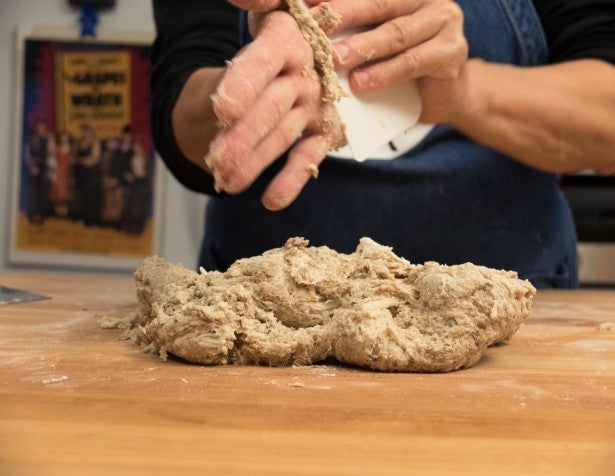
110,237,536,372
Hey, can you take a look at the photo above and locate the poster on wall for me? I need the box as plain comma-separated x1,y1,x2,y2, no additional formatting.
9,27,163,270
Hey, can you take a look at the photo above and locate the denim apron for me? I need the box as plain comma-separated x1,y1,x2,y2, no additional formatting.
199,0,578,289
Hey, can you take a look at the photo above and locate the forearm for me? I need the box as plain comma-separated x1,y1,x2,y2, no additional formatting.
171,67,226,173
151,0,241,193
451,58,615,175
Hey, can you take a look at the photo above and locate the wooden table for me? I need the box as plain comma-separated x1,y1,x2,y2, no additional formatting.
1,271,614,476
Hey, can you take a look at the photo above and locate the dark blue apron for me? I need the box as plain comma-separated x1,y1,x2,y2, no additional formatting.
199,0,578,289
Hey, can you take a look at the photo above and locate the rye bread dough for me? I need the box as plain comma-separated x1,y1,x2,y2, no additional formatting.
112,237,536,372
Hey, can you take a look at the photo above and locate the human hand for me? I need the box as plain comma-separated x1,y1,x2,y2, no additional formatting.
206,9,344,211
306,0,469,125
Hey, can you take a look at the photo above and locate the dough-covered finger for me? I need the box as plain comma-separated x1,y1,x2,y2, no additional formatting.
261,131,333,210
217,107,312,195
213,11,313,125
208,75,320,192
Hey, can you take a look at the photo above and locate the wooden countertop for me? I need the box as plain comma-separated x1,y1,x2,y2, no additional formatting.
0,271,614,476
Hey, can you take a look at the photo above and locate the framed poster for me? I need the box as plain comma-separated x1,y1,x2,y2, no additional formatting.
9,26,164,271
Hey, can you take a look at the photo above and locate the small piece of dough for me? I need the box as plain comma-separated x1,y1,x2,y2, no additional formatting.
112,237,536,372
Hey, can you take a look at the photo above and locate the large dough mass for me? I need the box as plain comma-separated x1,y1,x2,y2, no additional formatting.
113,238,535,372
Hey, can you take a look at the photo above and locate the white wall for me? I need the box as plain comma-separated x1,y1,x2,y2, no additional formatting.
0,0,206,271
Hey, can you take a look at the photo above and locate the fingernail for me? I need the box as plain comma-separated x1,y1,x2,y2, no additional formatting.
264,195,292,211
211,95,232,129
352,69,370,87
333,43,350,65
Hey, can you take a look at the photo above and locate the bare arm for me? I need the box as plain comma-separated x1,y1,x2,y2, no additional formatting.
449,58,615,175
171,67,225,173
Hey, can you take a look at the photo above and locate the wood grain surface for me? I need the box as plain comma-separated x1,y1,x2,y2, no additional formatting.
0,271,614,476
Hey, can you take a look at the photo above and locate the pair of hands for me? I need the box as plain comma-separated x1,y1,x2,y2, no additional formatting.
206,0,469,210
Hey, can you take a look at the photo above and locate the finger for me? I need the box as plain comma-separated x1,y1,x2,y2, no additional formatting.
333,6,446,70
212,12,312,125
261,131,333,210
332,1,464,69
322,0,423,32
208,75,319,192
214,108,312,196
238,107,313,196
349,9,467,91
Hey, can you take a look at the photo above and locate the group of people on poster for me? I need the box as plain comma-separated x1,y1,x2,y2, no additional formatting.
24,120,151,235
